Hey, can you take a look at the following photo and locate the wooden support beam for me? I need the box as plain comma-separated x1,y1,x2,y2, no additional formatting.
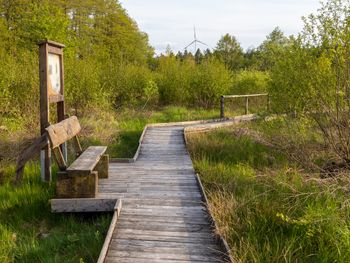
94,154,109,179
16,134,48,181
52,147,67,171
55,171,98,198
51,198,118,213
245,97,249,115
73,135,83,157
220,96,225,119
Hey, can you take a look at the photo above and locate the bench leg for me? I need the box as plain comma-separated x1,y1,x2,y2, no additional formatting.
56,171,98,198
95,154,109,179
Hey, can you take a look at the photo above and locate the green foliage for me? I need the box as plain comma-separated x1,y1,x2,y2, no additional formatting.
231,70,269,94
154,55,233,108
214,34,244,70
0,0,154,119
256,27,290,70
155,55,193,105
189,58,232,108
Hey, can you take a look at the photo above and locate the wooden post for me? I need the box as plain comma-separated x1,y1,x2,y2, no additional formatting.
245,97,249,115
38,40,65,182
39,42,51,182
267,94,270,112
220,96,225,119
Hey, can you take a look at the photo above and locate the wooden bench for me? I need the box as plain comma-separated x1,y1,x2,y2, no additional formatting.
46,116,109,198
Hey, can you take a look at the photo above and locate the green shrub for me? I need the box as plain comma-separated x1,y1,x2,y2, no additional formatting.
231,70,269,95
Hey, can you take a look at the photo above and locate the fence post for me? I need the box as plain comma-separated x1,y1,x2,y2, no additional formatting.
245,97,249,115
267,94,270,112
220,96,225,119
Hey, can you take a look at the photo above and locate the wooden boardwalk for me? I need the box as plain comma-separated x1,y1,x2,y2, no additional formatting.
98,126,230,263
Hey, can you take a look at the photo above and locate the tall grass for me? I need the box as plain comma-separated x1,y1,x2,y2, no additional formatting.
187,124,350,263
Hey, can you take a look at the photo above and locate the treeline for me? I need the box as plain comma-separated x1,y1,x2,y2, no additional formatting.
1,0,349,145
0,0,279,120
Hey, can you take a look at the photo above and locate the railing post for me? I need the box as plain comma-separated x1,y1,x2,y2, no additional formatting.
245,97,249,115
220,96,225,119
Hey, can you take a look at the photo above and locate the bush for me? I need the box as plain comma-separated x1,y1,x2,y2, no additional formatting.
231,70,269,95
189,58,232,108
155,56,193,106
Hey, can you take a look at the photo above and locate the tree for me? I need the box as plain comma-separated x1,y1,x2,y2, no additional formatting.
269,0,350,164
214,34,244,70
194,49,203,64
257,27,290,70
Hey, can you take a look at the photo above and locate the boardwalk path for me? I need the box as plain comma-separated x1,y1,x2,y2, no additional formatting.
98,125,230,263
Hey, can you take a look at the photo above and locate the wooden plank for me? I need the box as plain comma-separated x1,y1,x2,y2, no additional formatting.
45,116,81,148
108,239,221,251
119,214,209,225
105,257,217,263
16,134,48,180
106,250,224,262
97,200,122,263
51,198,117,213
115,229,216,239
67,146,107,174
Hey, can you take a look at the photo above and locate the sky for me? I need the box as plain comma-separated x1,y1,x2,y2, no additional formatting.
120,0,321,54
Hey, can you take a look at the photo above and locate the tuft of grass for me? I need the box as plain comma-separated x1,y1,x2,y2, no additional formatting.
187,124,350,263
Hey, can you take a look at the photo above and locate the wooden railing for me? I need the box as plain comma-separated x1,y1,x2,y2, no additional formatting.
220,93,269,118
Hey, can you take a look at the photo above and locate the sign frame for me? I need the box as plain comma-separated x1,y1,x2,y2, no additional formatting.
38,40,66,182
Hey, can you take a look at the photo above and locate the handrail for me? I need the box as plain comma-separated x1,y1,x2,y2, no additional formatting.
220,93,270,118
222,93,268,99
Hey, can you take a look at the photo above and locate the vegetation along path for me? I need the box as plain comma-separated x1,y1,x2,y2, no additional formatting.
98,124,232,262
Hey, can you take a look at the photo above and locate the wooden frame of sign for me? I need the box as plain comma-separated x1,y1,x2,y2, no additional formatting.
38,40,66,182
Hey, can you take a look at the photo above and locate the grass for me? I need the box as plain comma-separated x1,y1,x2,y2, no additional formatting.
187,118,350,263
0,164,111,263
0,105,221,262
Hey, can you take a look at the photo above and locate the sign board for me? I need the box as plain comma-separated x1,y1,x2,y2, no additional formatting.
48,53,61,96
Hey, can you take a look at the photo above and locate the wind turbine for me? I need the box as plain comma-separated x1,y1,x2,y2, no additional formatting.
185,27,208,53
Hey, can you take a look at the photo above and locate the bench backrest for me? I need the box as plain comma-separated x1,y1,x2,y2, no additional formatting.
45,116,83,170
46,116,81,148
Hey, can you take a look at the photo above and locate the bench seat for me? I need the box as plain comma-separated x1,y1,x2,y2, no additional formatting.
68,146,107,175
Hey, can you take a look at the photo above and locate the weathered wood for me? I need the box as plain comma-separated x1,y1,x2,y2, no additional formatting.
97,199,122,263
245,97,249,114
55,171,98,198
220,95,225,118
106,250,224,262
16,134,48,180
67,146,107,174
100,126,230,263
73,135,83,156
45,116,81,149
223,93,268,99
52,146,67,170
94,154,109,178
51,198,118,213
39,42,51,182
